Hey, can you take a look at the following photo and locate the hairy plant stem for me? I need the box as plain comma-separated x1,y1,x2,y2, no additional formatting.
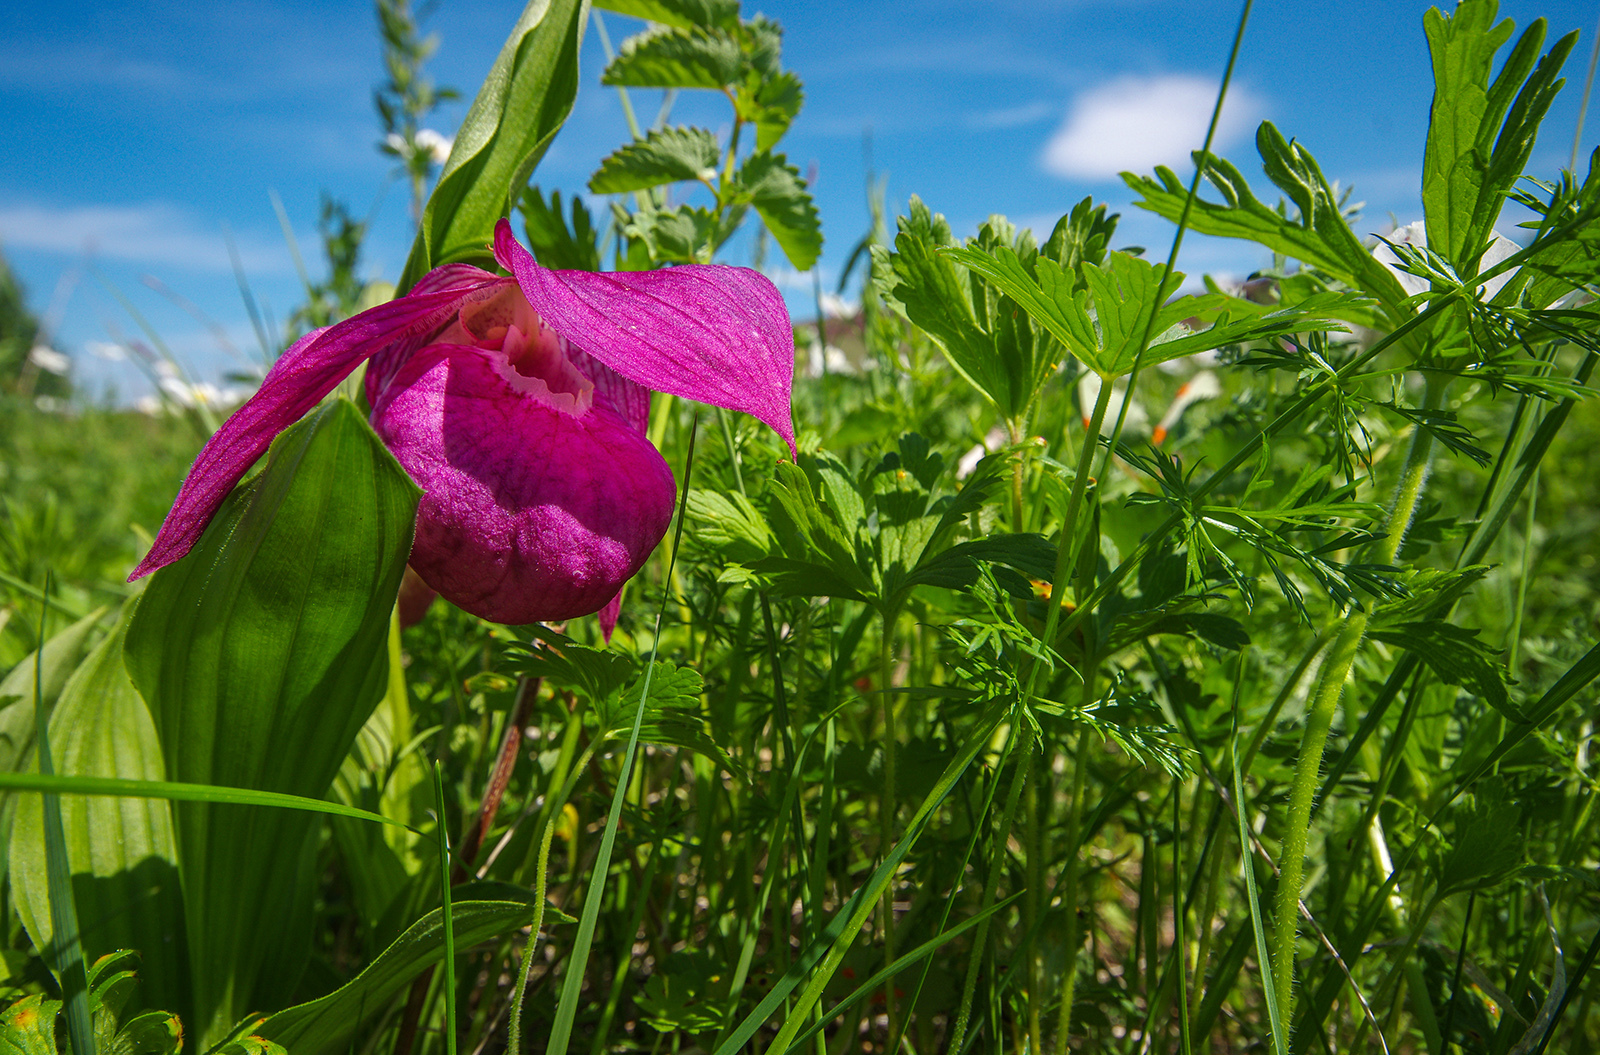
1270,373,1448,1025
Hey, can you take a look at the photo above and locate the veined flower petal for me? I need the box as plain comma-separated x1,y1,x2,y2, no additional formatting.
129,273,503,580
371,343,677,624
494,219,797,453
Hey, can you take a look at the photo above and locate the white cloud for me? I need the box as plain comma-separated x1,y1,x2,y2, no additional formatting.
1041,74,1265,181
968,101,1056,130
0,202,292,274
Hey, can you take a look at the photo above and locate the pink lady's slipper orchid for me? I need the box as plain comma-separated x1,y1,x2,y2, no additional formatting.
131,219,796,630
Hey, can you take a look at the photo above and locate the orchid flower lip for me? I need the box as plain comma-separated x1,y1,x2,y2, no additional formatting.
132,219,798,628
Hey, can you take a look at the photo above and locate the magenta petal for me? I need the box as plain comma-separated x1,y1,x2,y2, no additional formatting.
494,219,797,453
129,275,502,581
597,592,622,642
370,344,677,624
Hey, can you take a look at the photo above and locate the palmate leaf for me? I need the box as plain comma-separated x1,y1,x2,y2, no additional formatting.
1123,127,1414,320
594,0,739,30
1422,0,1575,270
598,664,741,776
617,200,745,264
124,399,419,1047
518,187,602,271
1370,620,1518,719
685,488,774,562
589,127,722,194
601,24,743,88
871,199,1026,417
398,0,586,289
732,150,822,270
944,241,1355,379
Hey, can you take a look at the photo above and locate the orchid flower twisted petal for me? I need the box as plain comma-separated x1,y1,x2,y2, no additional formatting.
132,219,797,630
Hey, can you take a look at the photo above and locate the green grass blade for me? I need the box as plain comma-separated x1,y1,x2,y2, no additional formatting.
0,772,419,831
433,761,457,1055
1232,728,1287,1055
727,697,1009,1055
546,414,698,1055
779,892,1023,1055
32,581,95,1055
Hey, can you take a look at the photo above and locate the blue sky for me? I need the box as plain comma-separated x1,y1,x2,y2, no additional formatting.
4,0,1598,400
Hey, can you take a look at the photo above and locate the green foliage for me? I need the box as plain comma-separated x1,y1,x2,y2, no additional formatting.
588,3,820,270
123,399,418,1045
8,2,1600,1054
10,617,184,1018
0,951,182,1055
590,127,723,193
398,0,586,289
517,187,603,271
1421,1,1575,270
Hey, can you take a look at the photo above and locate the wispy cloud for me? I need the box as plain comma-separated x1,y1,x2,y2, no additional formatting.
0,202,293,275
967,101,1056,130
1041,74,1265,181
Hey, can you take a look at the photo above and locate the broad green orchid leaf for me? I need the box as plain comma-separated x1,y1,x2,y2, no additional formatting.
398,0,587,291
124,398,419,1047
0,607,107,862
257,890,543,1055
10,617,187,1022
594,0,739,30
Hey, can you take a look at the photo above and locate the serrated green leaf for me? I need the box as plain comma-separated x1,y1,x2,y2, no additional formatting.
761,462,876,602
745,70,803,151
1422,2,1574,271
619,201,745,264
398,0,586,290
0,994,61,1055
1434,783,1523,894
945,242,1354,379
734,151,822,270
594,0,739,30
602,24,741,89
124,399,419,1047
507,629,636,704
590,126,722,193
902,534,1056,595
873,199,1014,413
741,15,784,79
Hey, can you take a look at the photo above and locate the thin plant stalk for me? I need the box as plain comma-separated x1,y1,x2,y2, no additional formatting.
1270,373,1448,1024
878,606,900,1040
33,576,95,1055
